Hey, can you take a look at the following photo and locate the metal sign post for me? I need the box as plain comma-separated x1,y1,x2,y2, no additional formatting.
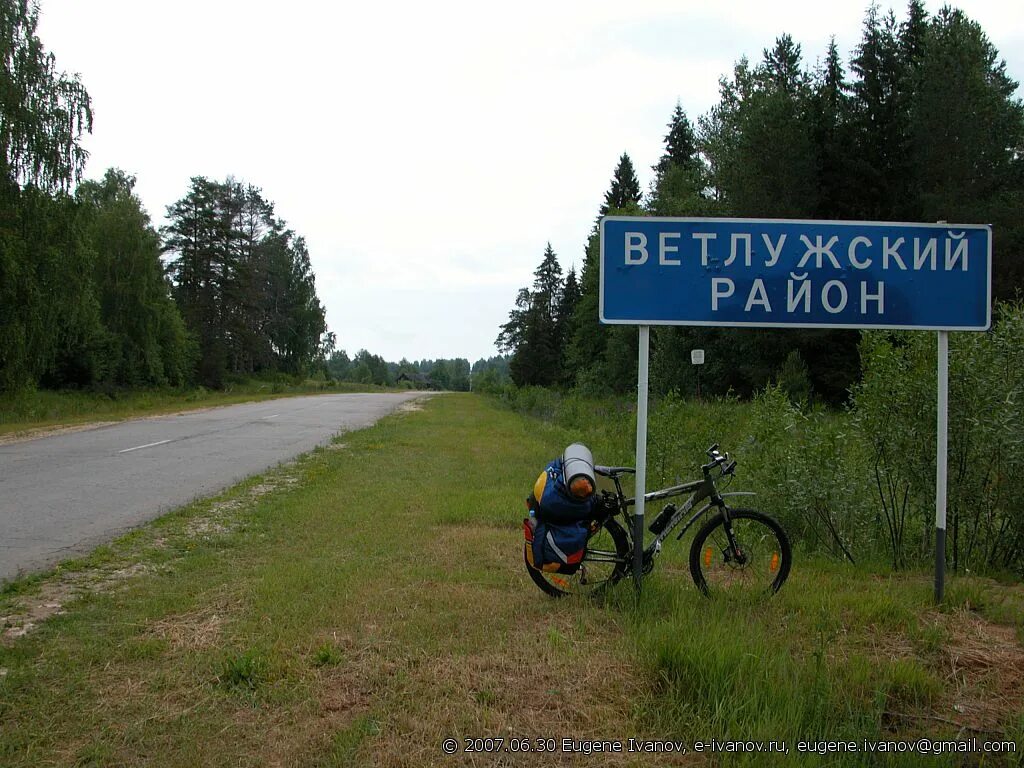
633,326,650,589
936,331,949,602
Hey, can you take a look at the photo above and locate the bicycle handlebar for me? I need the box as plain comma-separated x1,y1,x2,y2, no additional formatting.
595,445,735,480
701,449,737,477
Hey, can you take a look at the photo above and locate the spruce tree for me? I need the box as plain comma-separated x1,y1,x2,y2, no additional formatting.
762,34,806,94
908,7,1024,298
850,6,910,219
899,0,928,69
557,267,580,342
532,242,563,319
649,103,712,217
599,153,642,215
655,103,699,177
499,244,566,387
812,37,857,219
556,267,580,386
565,233,603,387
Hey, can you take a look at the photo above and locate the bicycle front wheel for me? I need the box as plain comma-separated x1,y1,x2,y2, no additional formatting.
526,518,630,598
688,508,791,598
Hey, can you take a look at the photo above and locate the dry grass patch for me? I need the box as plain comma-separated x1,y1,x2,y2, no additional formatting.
145,604,234,652
941,610,1024,733
397,395,432,414
282,518,658,767
833,602,1024,739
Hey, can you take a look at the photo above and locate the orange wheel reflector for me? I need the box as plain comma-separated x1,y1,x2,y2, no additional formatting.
551,575,570,590
704,547,713,567
769,552,780,572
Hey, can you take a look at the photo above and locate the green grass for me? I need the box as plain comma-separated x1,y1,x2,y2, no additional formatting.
0,394,1021,766
0,380,411,437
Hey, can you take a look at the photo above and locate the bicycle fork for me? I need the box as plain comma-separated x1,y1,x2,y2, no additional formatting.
717,506,749,566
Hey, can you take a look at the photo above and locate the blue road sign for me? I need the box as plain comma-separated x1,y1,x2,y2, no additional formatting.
600,217,991,330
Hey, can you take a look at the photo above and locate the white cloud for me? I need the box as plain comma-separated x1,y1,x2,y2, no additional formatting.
36,0,1023,362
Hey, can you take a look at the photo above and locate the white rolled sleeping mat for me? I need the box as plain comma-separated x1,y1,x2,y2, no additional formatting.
562,442,596,499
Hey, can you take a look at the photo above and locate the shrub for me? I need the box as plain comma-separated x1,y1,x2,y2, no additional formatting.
853,303,1024,574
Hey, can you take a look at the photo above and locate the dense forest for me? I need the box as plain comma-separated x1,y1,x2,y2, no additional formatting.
498,2,1024,404
324,351,509,392
0,1,331,392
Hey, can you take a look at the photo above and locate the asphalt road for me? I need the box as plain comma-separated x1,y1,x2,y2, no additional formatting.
0,392,426,582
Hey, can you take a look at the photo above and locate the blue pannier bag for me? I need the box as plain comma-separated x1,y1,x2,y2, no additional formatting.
524,517,590,574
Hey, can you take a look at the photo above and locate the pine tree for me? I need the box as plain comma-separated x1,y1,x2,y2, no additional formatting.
225,184,276,374
163,177,327,385
162,177,231,386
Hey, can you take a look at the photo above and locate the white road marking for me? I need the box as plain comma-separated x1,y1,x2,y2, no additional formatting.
266,414,279,419
118,439,171,454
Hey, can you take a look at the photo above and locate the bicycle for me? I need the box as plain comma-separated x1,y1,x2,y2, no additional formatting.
525,444,792,598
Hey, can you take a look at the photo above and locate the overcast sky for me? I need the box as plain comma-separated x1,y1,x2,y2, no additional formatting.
36,1,1023,364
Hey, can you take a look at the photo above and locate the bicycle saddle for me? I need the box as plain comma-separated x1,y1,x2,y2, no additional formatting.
595,465,636,477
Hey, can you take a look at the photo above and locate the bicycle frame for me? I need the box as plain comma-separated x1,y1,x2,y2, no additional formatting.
599,470,756,562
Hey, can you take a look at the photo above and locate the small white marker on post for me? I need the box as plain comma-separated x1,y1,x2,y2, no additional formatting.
691,348,705,400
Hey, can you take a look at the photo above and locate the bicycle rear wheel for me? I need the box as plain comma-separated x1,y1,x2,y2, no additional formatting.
688,508,791,597
526,518,630,598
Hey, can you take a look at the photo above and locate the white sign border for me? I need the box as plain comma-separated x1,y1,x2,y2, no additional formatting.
598,215,993,332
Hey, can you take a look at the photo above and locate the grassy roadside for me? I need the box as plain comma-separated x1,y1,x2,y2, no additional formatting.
1,394,1022,767
0,381,410,439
